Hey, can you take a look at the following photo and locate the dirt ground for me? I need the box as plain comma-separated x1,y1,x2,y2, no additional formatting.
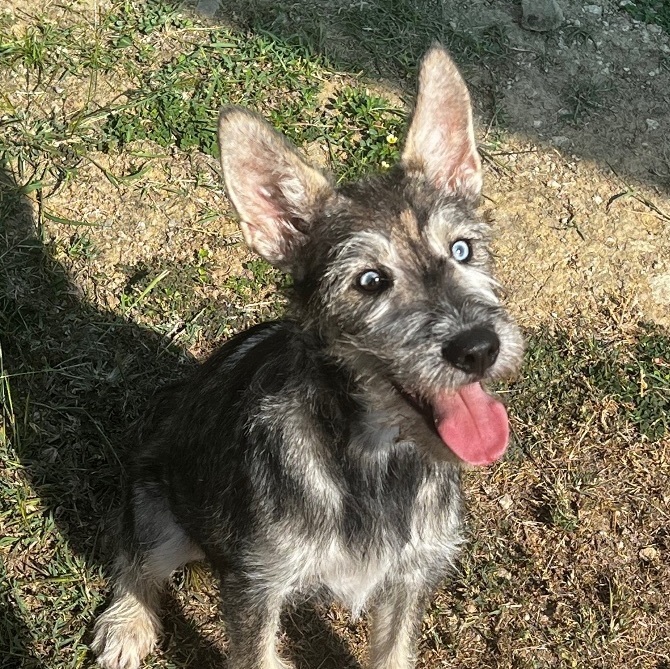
1,0,669,667
26,0,670,335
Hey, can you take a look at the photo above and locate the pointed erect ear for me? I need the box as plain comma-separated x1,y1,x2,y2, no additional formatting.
401,46,482,202
218,107,333,271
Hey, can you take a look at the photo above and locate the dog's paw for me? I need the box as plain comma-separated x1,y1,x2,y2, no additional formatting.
92,597,160,669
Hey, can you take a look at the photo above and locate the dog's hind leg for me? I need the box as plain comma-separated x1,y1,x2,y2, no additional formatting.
92,483,204,669
220,573,291,669
368,584,430,669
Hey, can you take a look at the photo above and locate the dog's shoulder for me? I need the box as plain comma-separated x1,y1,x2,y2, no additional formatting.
195,320,351,403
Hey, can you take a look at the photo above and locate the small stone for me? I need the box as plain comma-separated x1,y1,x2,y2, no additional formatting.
650,274,670,305
639,546,659,562
522,0,564,32
499,494,513,510
551,136,571,148
646,119,660,131
533,120,543,128
593,195,603,205
584,4,603,16
195,0,219,17
547,179,561,189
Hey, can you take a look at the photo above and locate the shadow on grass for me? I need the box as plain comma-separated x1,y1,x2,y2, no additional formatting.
0,165,190,664
0,561,39,669
192,0,670,195
0,168,359,667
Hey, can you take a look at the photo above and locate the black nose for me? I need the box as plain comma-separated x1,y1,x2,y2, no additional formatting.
442,326,500,377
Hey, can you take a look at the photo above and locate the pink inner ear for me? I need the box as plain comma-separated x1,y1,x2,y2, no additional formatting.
256,185,285,219
240,215,300,269
441,144,482,197
219,107,333,269
416,109,481,200
402,48,483,200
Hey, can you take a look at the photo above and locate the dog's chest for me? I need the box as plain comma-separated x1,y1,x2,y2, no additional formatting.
319,473,462,615
255,393,463,611
317,416,462,613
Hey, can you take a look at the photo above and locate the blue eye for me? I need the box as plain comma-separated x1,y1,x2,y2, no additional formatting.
355,269,392,294
450,239,472,263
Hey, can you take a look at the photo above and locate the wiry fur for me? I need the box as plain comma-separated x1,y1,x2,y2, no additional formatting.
92,45,524,669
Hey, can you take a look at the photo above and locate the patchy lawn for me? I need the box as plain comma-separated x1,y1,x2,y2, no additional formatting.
1,0,669,667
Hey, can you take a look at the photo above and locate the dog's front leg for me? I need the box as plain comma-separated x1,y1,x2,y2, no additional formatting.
220,574,291,669
368,584,429,669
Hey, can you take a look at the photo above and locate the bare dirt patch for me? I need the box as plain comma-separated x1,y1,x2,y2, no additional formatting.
1,0,669,668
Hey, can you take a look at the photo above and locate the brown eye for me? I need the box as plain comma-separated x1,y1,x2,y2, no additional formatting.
355,269,392,294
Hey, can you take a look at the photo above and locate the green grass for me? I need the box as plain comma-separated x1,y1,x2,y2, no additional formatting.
1,0,670,668
621,0,670,33
516,325,670,443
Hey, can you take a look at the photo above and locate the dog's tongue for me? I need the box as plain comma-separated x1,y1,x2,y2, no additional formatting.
434,383,509,466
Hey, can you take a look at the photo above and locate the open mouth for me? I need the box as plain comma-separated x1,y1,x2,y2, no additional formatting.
394,382,510,466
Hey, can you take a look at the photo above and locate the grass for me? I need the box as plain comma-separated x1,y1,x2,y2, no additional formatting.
1,1,670,668
620,0,670,33
564,78,613,122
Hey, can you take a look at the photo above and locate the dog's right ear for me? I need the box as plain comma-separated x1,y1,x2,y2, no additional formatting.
218,107,333,272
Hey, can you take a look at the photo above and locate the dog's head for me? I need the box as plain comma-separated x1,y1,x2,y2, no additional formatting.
218,46,524,466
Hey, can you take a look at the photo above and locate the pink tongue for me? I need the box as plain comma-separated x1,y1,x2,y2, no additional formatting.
434,383,509,466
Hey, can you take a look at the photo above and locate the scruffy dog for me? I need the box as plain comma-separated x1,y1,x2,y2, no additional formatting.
92,45,524,669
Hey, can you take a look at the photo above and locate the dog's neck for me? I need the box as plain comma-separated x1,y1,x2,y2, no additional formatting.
297,330,461,467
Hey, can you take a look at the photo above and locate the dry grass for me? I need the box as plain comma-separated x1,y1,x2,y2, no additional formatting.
1,1,669,668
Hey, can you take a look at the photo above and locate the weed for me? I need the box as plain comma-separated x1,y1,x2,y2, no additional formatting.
312,87,405,181
100,32,325,156
564,78,613,122
514,324,670,444
620,0,670,33
1,1,669,668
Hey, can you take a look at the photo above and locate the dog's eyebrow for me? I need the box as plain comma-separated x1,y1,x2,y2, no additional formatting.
422,204,488,257
334,230,394,260
398,209,422,239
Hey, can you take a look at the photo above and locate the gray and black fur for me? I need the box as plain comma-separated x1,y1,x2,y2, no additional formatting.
92,46,525,669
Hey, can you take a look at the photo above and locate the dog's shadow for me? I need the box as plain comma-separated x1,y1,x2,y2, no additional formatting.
283,603,361,669
0,169,360,667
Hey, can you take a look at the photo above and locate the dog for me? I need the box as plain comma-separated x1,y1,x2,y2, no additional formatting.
92,45,524,669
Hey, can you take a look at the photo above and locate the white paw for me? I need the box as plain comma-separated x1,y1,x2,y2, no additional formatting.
92,597,160,669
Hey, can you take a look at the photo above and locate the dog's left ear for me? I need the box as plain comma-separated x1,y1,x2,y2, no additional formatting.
218,107,333,272
401,46,482,202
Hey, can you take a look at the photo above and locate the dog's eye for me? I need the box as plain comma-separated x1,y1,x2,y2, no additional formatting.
450,239,472,263
355,269,391,294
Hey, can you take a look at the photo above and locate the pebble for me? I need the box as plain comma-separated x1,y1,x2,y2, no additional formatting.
521,0,564,32
584,4,603,16
639,546,659,562
499,494,514,510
